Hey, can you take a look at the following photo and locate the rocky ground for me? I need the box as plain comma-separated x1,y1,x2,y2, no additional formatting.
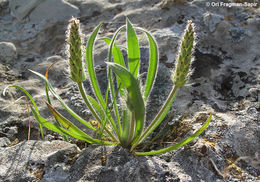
0,0,259,181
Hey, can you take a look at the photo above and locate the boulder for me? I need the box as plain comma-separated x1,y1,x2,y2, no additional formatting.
0,42,17,62
78,0,107,18
9,0,80,22
9,0,43,21
29,0,80,22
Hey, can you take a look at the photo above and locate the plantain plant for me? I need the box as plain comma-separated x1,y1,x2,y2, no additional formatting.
5,18,212,155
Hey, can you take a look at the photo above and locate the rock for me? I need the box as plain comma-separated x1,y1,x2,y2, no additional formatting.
34,55,69,86
229,27,247,42
66,145,193,182
9,0,43,21
29,0,80,22
0,137,10,147
160,0,187,9
78,0,107,18
0,42,17,62
248,87,259,102
203,12,224,32
0,0,260,181
0,140,80,182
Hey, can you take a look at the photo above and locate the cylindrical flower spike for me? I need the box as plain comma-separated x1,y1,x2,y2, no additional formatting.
67,18,86,83
173,20,195,87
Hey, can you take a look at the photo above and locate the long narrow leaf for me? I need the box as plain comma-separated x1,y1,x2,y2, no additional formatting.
106,62,145,146
131,86,178,150
106,25,126,137
10,84,109,144
102,37,123,134
86,23,119,137
29,69,97,132
45,60,68,141
45,102,105,139
135,113,212,155
136,28,159,101
8,85,44,138
127,18,140,78
100,38,125,67
85,23,105,107
31,107,113,145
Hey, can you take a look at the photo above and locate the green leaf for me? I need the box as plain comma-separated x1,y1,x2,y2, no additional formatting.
131,86,178,150
106,25,126,137
29,70,97,132
136,28,159,101
45,102,101,139
86,23,119,137
100,37,125,67
101,37,125,135
127,18,140,78
106,62,145,146
135,113,212,155
9,84,111,144
85,23,106,108
31,107,113,145
120,109,132,147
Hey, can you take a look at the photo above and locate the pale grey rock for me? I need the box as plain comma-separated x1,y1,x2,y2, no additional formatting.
34,55,69,86
9,0,43,21
66,145,192,182
203,12,224,32
0,0,260,181
78,0,107,18
0,42,17,62
229,27,247,42
29,0,80,22
0,137,10,147
0,140,80,182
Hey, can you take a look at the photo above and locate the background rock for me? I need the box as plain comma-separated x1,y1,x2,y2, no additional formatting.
29,0,80,22
9,0,43,21
0,0,259,181
0,140,80,182
0,41,17,62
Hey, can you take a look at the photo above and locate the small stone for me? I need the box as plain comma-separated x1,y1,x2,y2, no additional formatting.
0,42,17,62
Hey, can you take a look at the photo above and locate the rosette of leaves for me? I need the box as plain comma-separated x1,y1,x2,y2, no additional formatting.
6,18,211,155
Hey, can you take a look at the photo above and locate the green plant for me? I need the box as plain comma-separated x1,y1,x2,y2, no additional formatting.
4,18,211,155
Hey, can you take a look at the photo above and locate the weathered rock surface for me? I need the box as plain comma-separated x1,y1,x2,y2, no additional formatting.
0,42,16,62
0,0,259,181
0,140,80,182
29,0,80,22
9,0,43,21
9,0,79,22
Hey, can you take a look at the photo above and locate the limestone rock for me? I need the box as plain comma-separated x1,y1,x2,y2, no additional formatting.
0,140,80,182
29,0,80,22
203,12,224,32
0,42,17,62
78,0,107,18
9,0,43,21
